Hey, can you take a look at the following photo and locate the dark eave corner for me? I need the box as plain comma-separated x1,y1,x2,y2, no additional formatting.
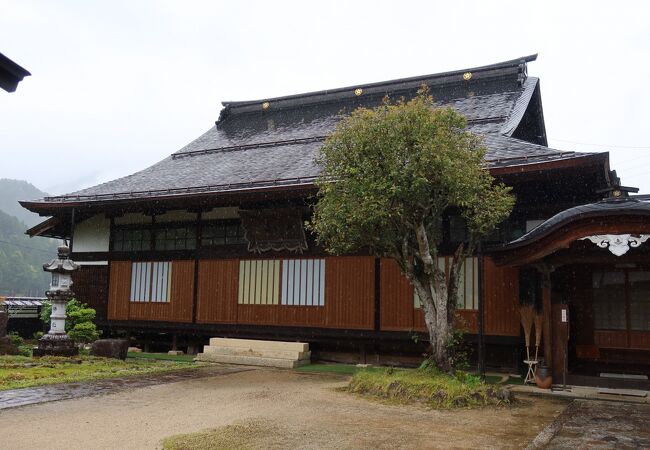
25,216,69,240
0,52,31,93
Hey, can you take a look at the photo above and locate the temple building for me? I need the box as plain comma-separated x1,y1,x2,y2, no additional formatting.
21,55,650,386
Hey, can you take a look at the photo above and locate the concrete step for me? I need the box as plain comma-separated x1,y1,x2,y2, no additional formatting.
202,345,310,361
196,352,310,369
208,337,308,353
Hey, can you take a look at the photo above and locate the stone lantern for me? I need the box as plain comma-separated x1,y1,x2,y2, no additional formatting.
33,245,80,357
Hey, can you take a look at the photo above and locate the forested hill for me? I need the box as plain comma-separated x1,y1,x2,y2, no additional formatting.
0,207,58,296
0,178,49,227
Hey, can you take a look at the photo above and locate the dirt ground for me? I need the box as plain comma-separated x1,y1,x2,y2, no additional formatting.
0,369,566,450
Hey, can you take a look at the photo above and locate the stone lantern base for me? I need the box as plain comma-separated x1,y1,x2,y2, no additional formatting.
33,333,78,357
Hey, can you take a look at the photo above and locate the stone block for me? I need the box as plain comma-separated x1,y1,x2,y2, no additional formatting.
196,352,310,368
208,337,308,352
168,350,184,356
90,339,129,360
202,345,310,360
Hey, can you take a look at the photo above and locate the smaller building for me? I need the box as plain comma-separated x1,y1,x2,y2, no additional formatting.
0,296,45,336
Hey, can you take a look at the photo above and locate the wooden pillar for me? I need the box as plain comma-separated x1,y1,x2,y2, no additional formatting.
539,266,554,369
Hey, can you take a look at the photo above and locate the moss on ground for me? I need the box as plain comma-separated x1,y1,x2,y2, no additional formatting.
0,355,200,390
127,352,197,363
348,368,513,409
162,419,276,450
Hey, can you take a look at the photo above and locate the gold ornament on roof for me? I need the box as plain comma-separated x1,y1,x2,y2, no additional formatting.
463,72,472,81
262,102,270,110
354,88,363,96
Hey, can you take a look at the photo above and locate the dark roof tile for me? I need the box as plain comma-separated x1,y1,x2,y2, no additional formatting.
28,55,604,205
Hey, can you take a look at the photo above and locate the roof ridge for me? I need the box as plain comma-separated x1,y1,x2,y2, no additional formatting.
217,54,537,123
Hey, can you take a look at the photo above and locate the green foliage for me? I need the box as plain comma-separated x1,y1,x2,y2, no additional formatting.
418,328,470,371
0,207,58,297
446,328,471,371
17,345,32,357
40,299,101,343
309,89,514,371
348,367,512,409
309,89,514,257
8,331,24,347
68,321,100,343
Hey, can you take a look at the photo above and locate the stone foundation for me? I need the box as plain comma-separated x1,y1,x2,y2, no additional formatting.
33,334,79,357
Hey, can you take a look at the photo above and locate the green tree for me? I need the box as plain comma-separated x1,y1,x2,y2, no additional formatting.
309,90,514,371
41,298,101,343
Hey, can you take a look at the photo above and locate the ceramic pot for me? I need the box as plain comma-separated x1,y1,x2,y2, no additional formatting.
534,364,552,389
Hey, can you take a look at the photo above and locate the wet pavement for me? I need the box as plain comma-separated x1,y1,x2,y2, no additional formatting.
0,365,248,410
529,399,650,449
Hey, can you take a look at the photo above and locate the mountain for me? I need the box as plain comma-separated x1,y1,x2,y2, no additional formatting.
0,178,49,227
0,208,58,296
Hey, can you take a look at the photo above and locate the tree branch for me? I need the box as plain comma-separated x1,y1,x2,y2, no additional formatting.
415,221,435,274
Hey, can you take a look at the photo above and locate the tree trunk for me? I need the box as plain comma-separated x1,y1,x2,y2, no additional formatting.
412,270,452,372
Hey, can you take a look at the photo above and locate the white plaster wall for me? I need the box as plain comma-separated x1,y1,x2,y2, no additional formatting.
73,214,110,252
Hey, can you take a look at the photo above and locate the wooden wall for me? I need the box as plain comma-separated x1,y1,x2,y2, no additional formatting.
193,256,374,329
108,260,194,322
104,255,520,337
107,261,130,320
196,260,239,323
482,258,520,336
324,256,375,329
72,265,109,321
379,257,519,336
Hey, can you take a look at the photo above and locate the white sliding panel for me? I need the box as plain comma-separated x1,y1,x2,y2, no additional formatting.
281,259,326,306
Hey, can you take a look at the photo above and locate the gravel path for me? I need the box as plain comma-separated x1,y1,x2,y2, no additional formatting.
0,369,566,450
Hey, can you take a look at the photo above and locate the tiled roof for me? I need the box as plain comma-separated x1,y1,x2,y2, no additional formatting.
27,55,604,205
494,197,650,252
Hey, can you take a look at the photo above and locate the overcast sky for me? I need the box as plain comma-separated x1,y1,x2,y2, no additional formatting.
1,0,649,196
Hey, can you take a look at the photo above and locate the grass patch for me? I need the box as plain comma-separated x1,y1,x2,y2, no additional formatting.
294,363,376,375
127,352,196,363
0,355,200,391
348,368,512,409
162,419,275,450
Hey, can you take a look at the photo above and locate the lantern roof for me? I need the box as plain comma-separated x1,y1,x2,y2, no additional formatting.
43,245,79,274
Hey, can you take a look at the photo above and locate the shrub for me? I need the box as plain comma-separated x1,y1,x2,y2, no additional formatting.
8,331,24,347
40,299,101,343
68,321,100,344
